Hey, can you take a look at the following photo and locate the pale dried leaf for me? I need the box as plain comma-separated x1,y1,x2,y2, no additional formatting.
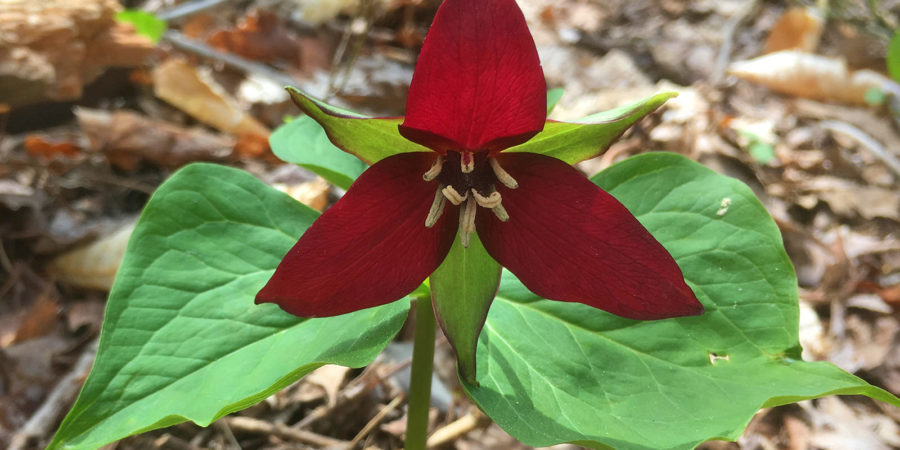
272,178,329,212
48,220,135,291
298,364,350,407
808,397,899,450
729,51,894,105
152,59,270,138
798,300,826,360
802,177,900,220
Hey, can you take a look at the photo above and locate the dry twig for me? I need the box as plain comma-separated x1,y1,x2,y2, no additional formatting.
820,120,900,178
347,393,405,448
224,416,347,447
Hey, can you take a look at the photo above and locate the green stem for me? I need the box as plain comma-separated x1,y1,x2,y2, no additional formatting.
405,297,436,450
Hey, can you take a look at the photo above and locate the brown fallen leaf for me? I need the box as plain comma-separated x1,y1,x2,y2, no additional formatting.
207,10,300,65
76,107,234,169
728,50,895,105
47,220,135,291
12,295,60,344
763,7,824,54
66,299,105,334
152,59,270,138
23,135,82,160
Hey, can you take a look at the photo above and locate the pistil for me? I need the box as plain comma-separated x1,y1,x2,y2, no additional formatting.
460,151,475,173
459,196,477,247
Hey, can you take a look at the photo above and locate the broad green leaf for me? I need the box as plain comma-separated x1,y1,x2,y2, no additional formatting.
889,29,900,82
50,164,409,450
116,10,167,43
270,115,367,190
464,153,900,449
508,92,676,164
431,233,501,385
286,87,427,164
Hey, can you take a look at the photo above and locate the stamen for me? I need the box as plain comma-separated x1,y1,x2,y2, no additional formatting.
491,204,510,222
441,185,468,205
425,187,447,228
489,158,518,189
460,151,475,174
459,196,477,247
472,189,502,208
422,155,445,181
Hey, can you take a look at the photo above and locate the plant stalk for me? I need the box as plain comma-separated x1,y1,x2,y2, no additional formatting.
405,297,436,450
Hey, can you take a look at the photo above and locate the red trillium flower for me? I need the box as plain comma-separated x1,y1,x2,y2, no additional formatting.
257,0,704,321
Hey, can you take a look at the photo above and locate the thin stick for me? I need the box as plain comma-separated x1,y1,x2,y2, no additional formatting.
225,416,346,447
347,394,405,448
712,0,759,85
8,340,99,450
156,0,230,21
213,420,241,449
820,120,900,177
405,298,436,450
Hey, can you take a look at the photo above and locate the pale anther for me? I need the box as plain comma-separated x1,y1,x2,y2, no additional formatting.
425,187,447,228
492,204,510,222
460,151,475,174
441,185,467,205
422,155,445,181
472,189,502,209
459,196,477,248
489,158,518,189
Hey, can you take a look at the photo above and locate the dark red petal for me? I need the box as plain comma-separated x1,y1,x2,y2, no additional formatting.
399,0,546,153
476,153,704,320
256,152,458,317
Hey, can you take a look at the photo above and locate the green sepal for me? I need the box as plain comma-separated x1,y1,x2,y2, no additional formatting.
286,87,427,165
508,92,677,164
430,232,501,385
546,87,565,114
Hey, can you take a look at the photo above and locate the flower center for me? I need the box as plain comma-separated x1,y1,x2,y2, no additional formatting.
422,151,517,247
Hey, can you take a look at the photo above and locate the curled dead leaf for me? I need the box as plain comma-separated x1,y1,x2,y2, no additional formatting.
152,59,270,138
729,51,895,105
23,135,82,160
